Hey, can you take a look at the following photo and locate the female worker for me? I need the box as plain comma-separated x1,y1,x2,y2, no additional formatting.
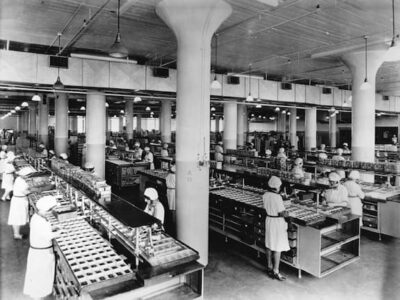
144,187,165,225
165,164,176,235
263,176,290,281
291,158,305,178
23,195,62,299
143,146,155,170
322,172,349,207
276,147,287,159
332,148,345,161
214,141,224,162
1,152,15,201
8,167,35,239
343,170,365,223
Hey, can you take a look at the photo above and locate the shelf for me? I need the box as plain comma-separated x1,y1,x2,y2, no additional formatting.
321,230,359,254
321,250,359,276
363,212,377,218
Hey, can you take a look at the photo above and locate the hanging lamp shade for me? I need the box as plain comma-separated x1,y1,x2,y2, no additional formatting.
145,106,151,111
360,35,371,90
53,76,65,90
109,0,128,58
360,78,371,90
15,106,21,111
134,96,142,102
21,102,29,107
32,94,41,101
109,32,128,58
211,75,222,89
80,106,85,111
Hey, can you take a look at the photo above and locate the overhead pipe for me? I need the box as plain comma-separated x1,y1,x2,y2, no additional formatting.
57,0,113,56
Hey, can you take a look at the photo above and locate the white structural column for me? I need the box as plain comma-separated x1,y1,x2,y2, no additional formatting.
156,0,231,266
224,102,238,150
105,109,110,141
125,100,134,140
38,95,49,146
329,113,337,148
70,116,78,134
86,92,106,178
398,115,400,139
342,46,386,162
243,106,248,143
136,115,142,133
55,93,69,155
119,116,124,133
28,103,37,137
215,116,220,133
16,114,21,133
305,107,317,150
161,99,172,143
289,108,297,150
237,104,246,147
21,111,27,133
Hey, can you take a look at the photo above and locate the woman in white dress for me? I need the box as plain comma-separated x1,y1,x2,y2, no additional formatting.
165,164,176,233
7,167,35,239
23,195,61,299
1,153,15,201
343,170,365,225
143,147,155,170
263,176,290,281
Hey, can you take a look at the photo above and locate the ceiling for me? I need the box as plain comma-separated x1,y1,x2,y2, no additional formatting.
0,0,400,119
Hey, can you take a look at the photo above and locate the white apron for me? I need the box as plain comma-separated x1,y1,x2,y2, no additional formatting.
165,173,176,211
23,214,55,298
7,195,29,226
1,172,14,190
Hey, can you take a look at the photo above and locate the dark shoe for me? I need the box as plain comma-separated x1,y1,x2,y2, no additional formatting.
266,268,274,278
272,272,286,281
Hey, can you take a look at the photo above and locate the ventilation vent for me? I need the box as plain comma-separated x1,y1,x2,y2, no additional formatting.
280,82,292,90
49,56,69,69
227,76,240,85
153,68,169,78
322,87,332,94
383,95,390,101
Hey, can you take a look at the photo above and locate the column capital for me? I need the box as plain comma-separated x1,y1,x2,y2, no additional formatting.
156,0,232,45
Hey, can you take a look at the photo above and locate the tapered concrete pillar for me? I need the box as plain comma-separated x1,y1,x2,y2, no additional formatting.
156,0,231,266
342,45,387,162
329,113,337,148
38,95,49,146
161,100,172,143
119,116,124,133
105,109,111,141
136,115,142,133
55,93,69,155
215,116,220,133
125,100,133,140
224,102,237,150
16,114,21,133
237,104,246,147
86,92,106,178
289,108,297,150
282,112,287,139
70,116,78,134
28,103,37,137
305,107,317,150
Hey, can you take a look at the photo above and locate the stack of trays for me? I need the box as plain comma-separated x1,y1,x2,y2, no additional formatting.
55,218,134,293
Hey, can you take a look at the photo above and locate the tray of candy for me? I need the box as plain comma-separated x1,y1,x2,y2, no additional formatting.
55,218,134,293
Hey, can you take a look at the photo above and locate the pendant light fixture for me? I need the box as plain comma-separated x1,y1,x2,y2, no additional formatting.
109,0,128,58
134,96,142,102
21,102,29,107
385,0,400,62
211,34,221,89
246,64,254,101
53,33,65,90
360,36,371,91
31,94,41,101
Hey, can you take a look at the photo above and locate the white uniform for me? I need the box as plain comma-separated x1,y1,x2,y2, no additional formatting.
145,201,165,224
133,148,143,160
323,185,349,207
0,158,6,180
7,176,30,226
332,155,345,161
263,192,290,252
343,180,365,217
214,145,224,162
276,153,287,159
2,163,15,190
165,172,176,210
23,214,55,298
161,149,169,157
144,152,155,170
292,166,304,178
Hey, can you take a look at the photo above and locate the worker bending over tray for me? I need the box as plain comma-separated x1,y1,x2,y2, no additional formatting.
322,172,349,207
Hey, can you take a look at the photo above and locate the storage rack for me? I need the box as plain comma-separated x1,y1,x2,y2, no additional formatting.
105,159,150,188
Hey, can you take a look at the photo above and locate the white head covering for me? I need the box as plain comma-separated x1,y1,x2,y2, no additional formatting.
0,151,6,159
278,147,285,153
348,170,360,180
36,196,58,212
1,145,7,151
39,144,45,148
59,153,68,160
336,148,344,155
134,142,140,147
7,151,15,161
170,165,176,173
144,146,150,151
144,187,158,201
49,150,55,155
294,157,303,166
343,143,348,147
336,169,345,180
163,143,169,149
4,163,15,174
18,167,35,177
328,172,341,182
268,176,282,191
218,141,223,146
265,149,272,155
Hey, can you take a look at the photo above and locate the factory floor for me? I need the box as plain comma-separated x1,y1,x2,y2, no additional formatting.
1,199,400,300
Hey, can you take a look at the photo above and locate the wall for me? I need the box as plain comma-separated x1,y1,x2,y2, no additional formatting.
0,116,18,130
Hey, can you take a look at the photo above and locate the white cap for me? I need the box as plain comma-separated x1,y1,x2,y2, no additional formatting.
36,196,58,212
39,144,45,148
218,141,223,145
1,145,7,151
0,151,6,159
134,142,140,147
163,143,169,149
348,170,360,180
170,165,176,173
343,142,348,147
294,157,303,166
49,150,55,155
144,146,150,151
268,176,282,191
278,147,285,153
336,169,345,180
84,162,94,170
59,153,68,160
18,167,35,177
328,172,341,182
144,187,158,201
265,149,272,155
336,148,343,155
